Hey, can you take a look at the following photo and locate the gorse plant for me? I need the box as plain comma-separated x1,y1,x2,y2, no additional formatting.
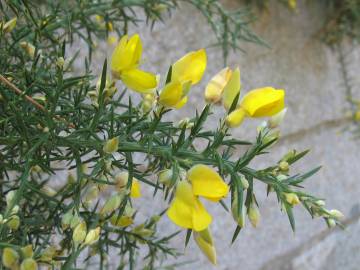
0,1,344,269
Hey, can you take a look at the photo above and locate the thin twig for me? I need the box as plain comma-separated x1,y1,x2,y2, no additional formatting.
0,74,75,129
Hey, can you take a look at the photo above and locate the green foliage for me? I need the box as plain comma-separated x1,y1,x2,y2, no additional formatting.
0,0,343,269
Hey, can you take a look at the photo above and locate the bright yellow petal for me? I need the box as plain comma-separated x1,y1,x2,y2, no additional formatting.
205,67,232,104
130,179,141,198
240,87,285,117
171,49,207,85
174,96,188,109
111,34,142,74
225,107,246,128
120,69,157,93
167,181,212,231
158,81,183,107
223,67,241,110
187,165,229,201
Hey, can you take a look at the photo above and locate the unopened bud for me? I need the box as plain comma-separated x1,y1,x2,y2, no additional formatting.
21,245,33,259
158,169,173,186
110,215,133,227
277,174,288,181
193,228,217,265
231,195,246,228
284,193,300,206
83,227,101,246
20,42,36,58
2,247,19,268
100,194,122,215
240,176,249,189
114,172,129,191
150,215,161,223
73,221,87,245
56,57,65,68
328,209,344,220
268,108,287,128
3,17,17,33
7,215,20,230
67,172,76,184
103,137,119,154
282,150,296,162
69,214,81,229
279,161,289,172
315,200,325,207
6,190,16,206
11,205,20,215
327,218,336,228
20,258,38,270
40,246,57,262
248,203,260,228
83,185,99,206
41,186,57,197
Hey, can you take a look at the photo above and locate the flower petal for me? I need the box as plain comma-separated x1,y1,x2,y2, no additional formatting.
187,165,229,201
130,179,141,198
120,69,157,93
205,67,232,104
167,181,212,231
171,49,207,85
240,87,285,117
225,107,246,128
158,81,183,107
223,67,241,110
111,34,142,73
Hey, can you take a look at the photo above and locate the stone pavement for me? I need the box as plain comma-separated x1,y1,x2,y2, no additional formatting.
82,0,360,269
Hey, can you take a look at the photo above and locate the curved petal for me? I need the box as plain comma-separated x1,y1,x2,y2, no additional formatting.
111,34,142,73
167,181,212,231
120,69,157,93
225,107,246,128
174,96,188,109
223,67,241,110
158,81,183,107
171,49,207,85
130,179,141,198
205,67,232,104
187,165,229,201
240,87,285,117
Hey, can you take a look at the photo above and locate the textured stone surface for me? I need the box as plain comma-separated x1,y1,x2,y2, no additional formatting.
72,0,360,269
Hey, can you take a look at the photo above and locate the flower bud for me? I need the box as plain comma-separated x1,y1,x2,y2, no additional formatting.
73,221,87,245
41,186,57,197
103,137,119,154
2,247,19,269
100,194,122,216
193,228,217,265
114,172,129,191
11,205,20,215
110,215,133,227
225,107,246,128
3,17,17,33
67,172,76,184
240,176,249,189
268,108,287,128
326,218,336,228
83,227,101,246
284,193,300,206
315,200,325,207
248,203,260,228
158,169,173,186
20,258,38,270
281,150,296,162
56,57,65,68
279,161,289,172
277,174,288,181
20,42,36,58
6,190,16,206
21,245,33,259
7,215,20,230
39,246,57,262
231,196,246,228
328,209,344,220
83,185,99,206
69,214,81,229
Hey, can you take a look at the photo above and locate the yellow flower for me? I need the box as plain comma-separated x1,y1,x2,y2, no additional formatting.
111,34,157,93
187,164,229,202
167,180,212,231
159,49,206,108
167,165,228,231
288,0,297,10
130,179,141,198
226,87,285,127
171,49,207,85
205,67,241,110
